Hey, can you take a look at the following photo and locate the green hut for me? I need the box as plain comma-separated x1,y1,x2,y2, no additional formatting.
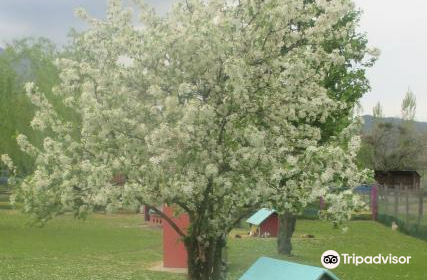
239,257,340,280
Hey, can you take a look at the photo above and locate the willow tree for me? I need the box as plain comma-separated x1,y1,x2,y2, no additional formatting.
0,38,61,175
3,0,376,279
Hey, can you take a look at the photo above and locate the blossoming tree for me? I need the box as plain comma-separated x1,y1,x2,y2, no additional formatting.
272,6,378,255
3,0,377,279
273,122,371,255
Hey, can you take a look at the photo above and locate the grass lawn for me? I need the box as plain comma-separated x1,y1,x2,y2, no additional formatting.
0,210,426,280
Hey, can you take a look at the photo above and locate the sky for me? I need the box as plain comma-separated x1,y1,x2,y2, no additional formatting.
0,0,426,121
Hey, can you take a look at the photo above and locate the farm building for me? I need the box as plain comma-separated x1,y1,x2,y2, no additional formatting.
144,205,189,268
239,257,340,280
146,207,163,226
375,170,421,189
247,209,278,237
162,205,189,268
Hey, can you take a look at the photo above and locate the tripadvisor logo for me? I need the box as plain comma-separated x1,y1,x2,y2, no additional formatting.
321,250,412,269
321,250,340,269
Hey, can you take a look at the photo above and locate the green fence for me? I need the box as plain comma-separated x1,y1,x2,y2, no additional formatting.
377,187,427,241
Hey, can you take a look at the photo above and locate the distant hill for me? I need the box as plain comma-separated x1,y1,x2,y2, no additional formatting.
362,115,427,134
0,47,3,54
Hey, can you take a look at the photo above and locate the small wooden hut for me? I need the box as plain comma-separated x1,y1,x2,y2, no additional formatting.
246,209,278,237
162,205,189,268
239,257,340,280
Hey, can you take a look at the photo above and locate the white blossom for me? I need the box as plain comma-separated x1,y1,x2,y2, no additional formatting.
7,0,375,252
1,154,16,175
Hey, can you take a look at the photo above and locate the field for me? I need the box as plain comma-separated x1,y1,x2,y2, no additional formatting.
0,210,426,280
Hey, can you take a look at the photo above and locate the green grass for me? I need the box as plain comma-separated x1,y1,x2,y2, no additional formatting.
0,210,426,280
229,221,427,280
0,191,12,210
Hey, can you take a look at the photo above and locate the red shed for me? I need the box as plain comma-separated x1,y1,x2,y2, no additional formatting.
162,205,189,268
247,209,278,237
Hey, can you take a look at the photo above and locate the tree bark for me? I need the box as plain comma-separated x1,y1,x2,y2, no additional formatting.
185,235,227,280
277,212,296,255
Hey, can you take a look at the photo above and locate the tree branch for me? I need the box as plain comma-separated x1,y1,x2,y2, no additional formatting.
185,0,193,13
144,203,186,237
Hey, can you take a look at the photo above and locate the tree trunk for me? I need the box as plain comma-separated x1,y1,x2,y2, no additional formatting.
185,234,227,280
277,212,296,255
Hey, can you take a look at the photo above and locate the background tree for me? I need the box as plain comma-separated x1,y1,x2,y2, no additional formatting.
418,130,427,188
3,1,376,279
275,5,377,255
357,102,382,168
0,38,60,175
373,102,384,119
361,90,421,171
401,89,416,122
275,123,370,255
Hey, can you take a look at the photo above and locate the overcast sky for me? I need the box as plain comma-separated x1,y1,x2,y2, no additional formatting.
1,0,426,121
